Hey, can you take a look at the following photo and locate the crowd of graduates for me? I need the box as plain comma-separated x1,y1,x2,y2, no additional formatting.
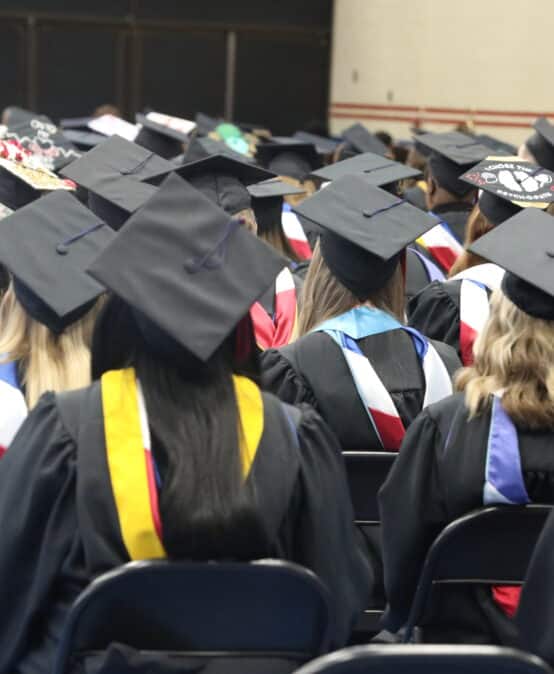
1,104,554,672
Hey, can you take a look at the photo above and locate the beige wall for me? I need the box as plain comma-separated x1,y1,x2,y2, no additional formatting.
330,0,554,146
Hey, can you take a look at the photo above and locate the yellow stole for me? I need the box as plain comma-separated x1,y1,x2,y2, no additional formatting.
101,368,264,560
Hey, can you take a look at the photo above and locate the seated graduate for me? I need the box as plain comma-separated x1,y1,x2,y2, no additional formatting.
516,508,554,666
261,175,460,452
519,117,554,170
310,150,440,303
0,191,112,453
380,208,554,645
408,131,492,275
0,174,372,673
408,157,554,365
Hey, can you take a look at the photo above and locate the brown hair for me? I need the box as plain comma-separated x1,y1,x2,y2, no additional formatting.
456,290,554,430
258,226,300,262
448,204,494,277
297,240,405,336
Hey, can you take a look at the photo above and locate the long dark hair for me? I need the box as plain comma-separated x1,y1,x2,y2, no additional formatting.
91,295,269,561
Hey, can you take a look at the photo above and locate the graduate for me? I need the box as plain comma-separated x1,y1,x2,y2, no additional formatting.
519,117,554,170
380,208,554,644
261,174,460,452
408,157,554,365
0,174,372,673
0,191,113,453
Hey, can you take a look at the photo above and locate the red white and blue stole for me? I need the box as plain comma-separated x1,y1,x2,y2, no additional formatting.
0,360,27,456
451,264,505,366
101,368,263,560
281,203,312,260
249,267,297,351
416,219,463,273
483,393,529,617
314,307,453,450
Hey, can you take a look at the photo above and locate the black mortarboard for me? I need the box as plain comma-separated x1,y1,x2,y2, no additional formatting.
87,173,285,361
134,112,195,160
293,131,340,156
150,154,275,215
247,179,305,234
310,152,421,186
293,174,439,299
526,118,554,171
59,116,95,130
475,134,517,156
195,112,221,136
183,136,256,165
62,129,106,150
3,107,81,171
461,157,554,225
0,190,113,332
256,142,321,181
341,123,388,156
60,135,175,188
469,208,554,320
415,131,492,165
87,176,158,230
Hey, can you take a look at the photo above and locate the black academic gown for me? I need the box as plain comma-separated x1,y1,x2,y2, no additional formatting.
380,392,554,645
0,385,371,674
431,202,473,244
405,247,440,304
403,185,427,211
517,509,554,665
261,328,461,451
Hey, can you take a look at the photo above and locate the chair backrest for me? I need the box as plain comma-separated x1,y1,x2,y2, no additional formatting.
293,644,553,674
54,559,332,674
342,451,397,524
404,504,553,641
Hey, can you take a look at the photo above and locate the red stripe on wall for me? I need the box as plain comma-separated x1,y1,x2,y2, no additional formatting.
330,102,554,118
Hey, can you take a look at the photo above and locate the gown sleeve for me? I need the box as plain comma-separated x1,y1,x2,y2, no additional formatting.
283,404,374,648
379,408,449,632
407,281,461,355
0,392,79,672
516,508,554,665
260,347,319,409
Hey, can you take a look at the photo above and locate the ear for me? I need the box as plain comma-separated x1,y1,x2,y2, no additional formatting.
427,176,437,197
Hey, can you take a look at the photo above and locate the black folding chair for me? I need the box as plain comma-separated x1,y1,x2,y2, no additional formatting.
403,504,553,642
54,559,332,674
293,644,553,674
343,451,397,634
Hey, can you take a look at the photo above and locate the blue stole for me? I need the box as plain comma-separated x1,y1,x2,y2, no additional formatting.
0,359,20,390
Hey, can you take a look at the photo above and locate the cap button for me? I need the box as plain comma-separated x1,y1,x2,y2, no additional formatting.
362,209,373,218
56,244,69,255
547,251,554,258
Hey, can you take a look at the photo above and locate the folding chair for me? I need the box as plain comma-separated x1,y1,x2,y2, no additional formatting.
293,644,552,674
343,451,397,635
403,504,553,642
54,559,332,674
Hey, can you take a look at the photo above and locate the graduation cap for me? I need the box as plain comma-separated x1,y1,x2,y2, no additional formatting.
2,107,81,171
59,116,95,130
150,153,275,216
87,176,158,231
293,174,439,299
415,131,492,165
310,152,421,187
134,112,196,160
475,134,517,156
87,173,285,361
60,135,175,189
247,179,305,234
341,123,388,156
256,142,321,181
293,131,340,156
526,118,554,172
87,114,139,142
183,136,256,165
62,129,107,150
195,112,221,136
238,121,271,138
469,208,554,320
461,157,554,226
0,190,113,333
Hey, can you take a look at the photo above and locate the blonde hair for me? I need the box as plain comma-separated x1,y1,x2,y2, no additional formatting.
297,240,405,336
456,290,554,430
259,226,300,262
0,284,100,408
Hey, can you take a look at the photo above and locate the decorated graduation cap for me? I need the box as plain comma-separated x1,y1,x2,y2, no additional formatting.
525,118,554,171
256,141,321,181
469,208,554,320
293,174,439,299
2,106,81,171
152,153,275,216
134,111,196,160
461,157,554,226
416,131,493,197
0,190,113,333
341,123,388,157
87,173,285,361
310,151,421,187
293,131,340,156
247,179,305,234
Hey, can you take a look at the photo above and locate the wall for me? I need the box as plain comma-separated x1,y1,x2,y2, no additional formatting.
330,0,554,146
